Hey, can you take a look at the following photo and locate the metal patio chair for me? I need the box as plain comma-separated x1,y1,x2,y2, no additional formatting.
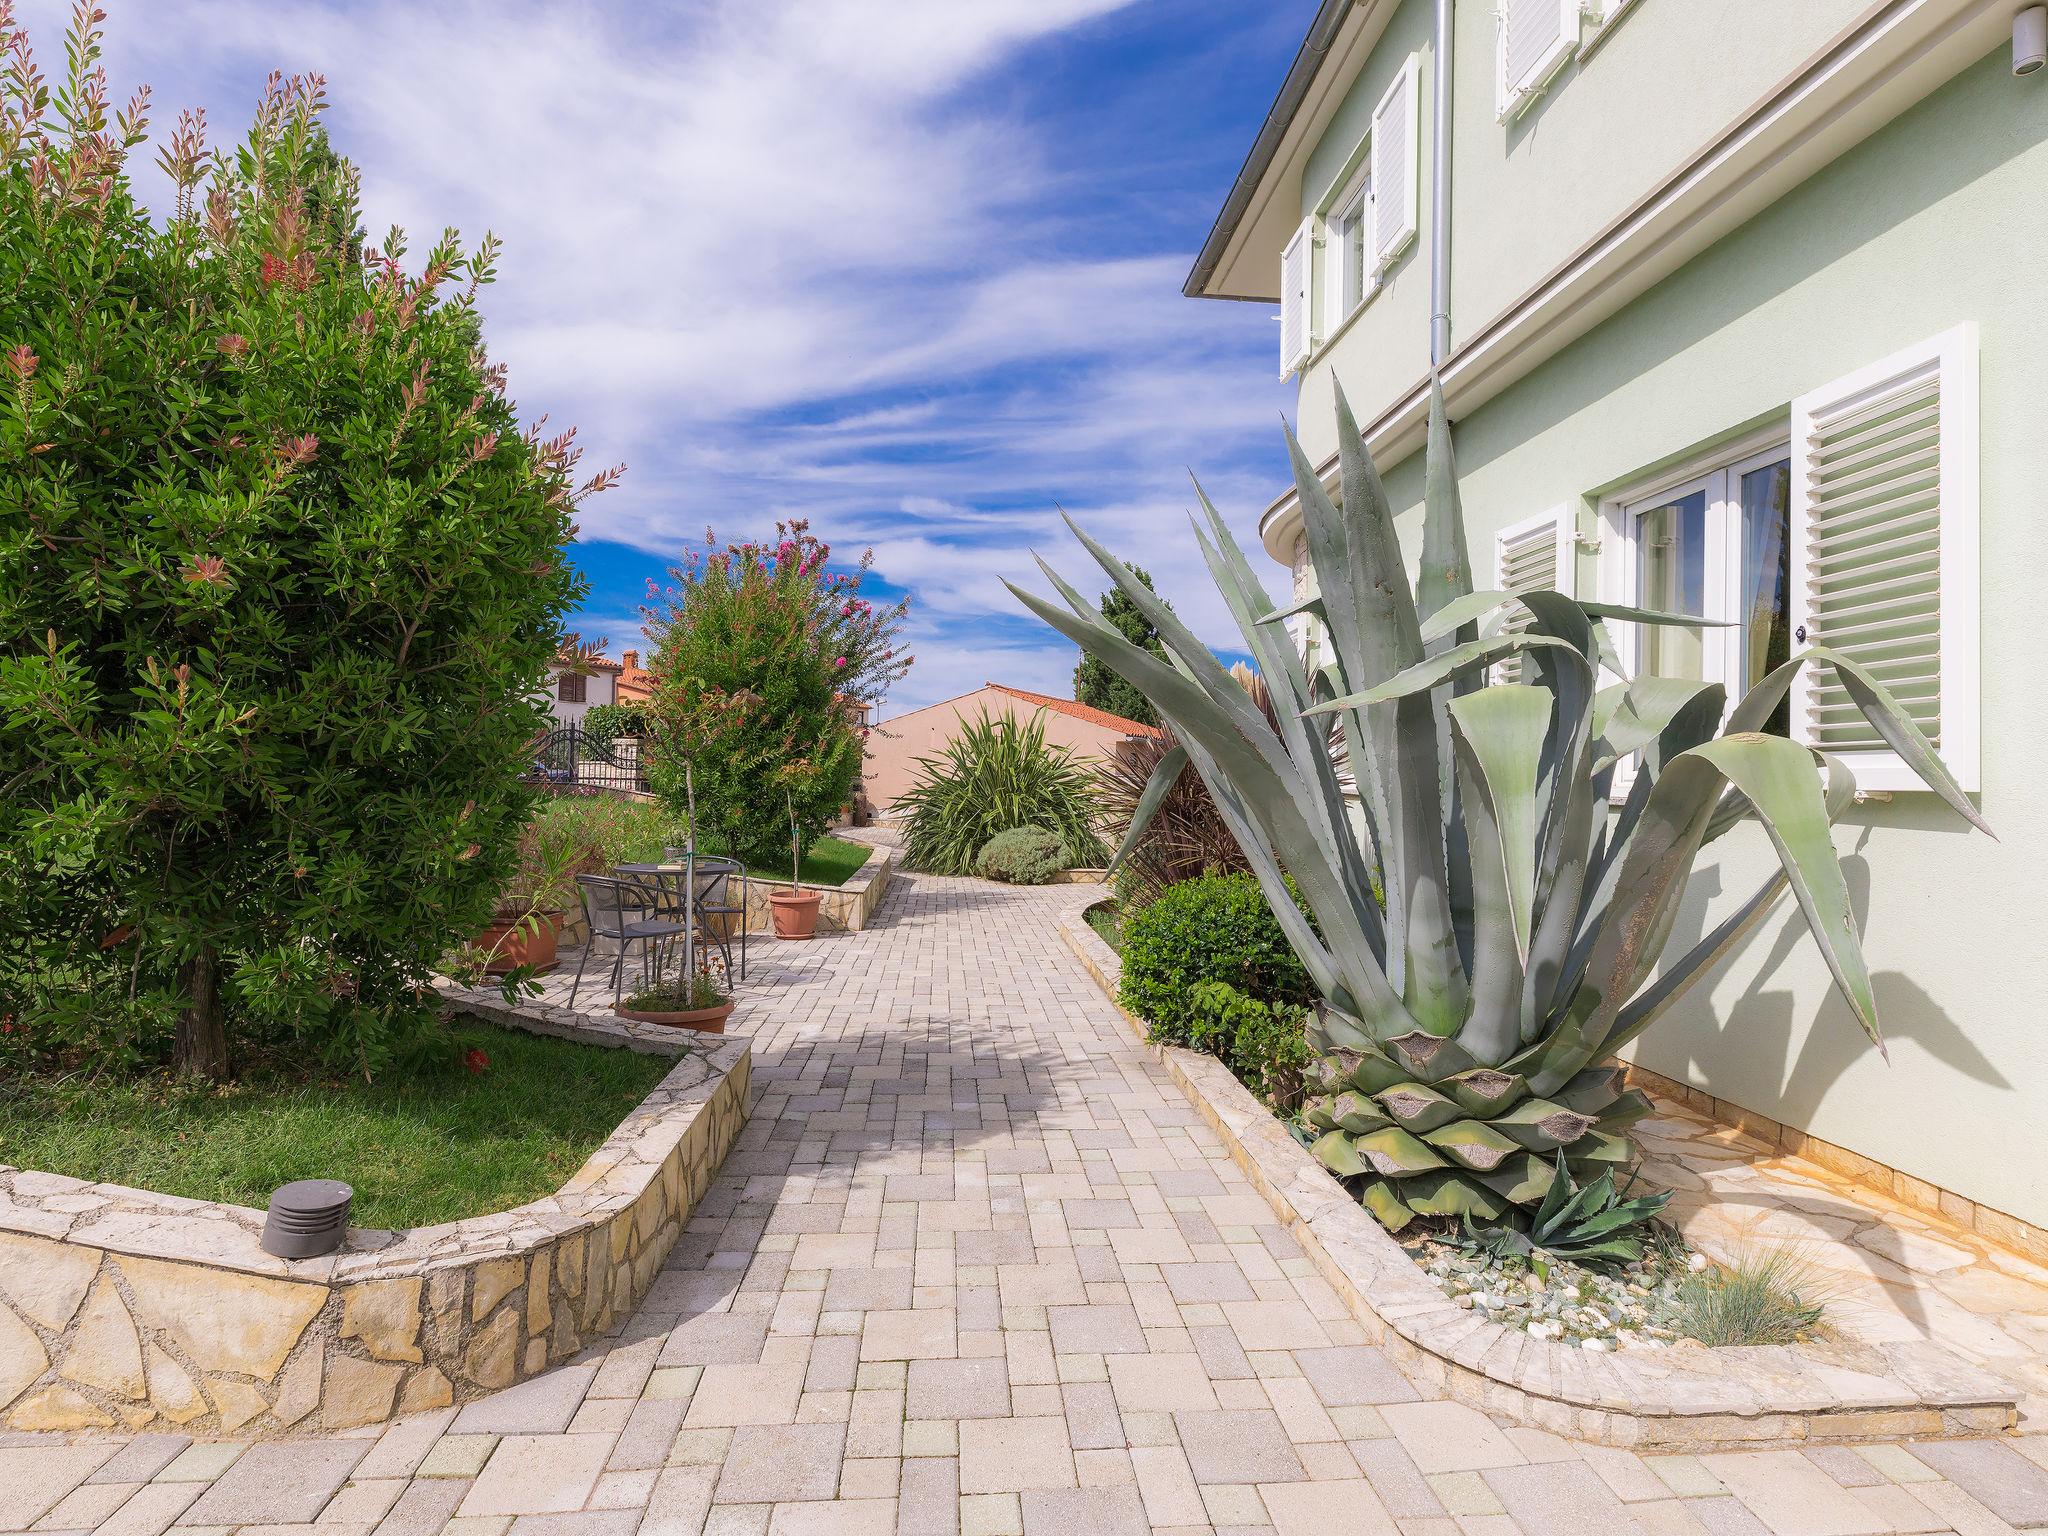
670,851,747,981
568,872,687,1009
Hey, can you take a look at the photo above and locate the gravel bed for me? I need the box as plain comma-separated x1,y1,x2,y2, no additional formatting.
1401,1229,1710,1351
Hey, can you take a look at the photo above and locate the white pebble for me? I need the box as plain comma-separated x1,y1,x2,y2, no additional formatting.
1687,1252,1710,1273
1583,1336,1612,1352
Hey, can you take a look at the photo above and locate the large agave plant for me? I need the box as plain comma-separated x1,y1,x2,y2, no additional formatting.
1010,382,1991,1231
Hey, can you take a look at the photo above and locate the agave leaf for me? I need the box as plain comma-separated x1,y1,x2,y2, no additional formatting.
1416,379,1475,624
1596,676,1726,773
1305,632,1585,714
1685,733,1884,1054
1423,1119,1523,1171
1253,588,1327,626
1401,1170,1510,1222
1373,1081,1463,1132
1729,647,1990,837
1360,1180,1416,1230
1107,744,1187,875
1576,601,1734,627
1355,1125,1451,1175
1419,587,1517,645
1008,575,1393,1022
1442,1067,1529,1115
1474,1154,1554,1205
1332,1090,1392,1133
1493,1098,1597,1151
1312,1130,1369,1178
1552,1065,1627,1116
1327,381,1467,1034
1446,686,1551,975
1303,1097,1339,1131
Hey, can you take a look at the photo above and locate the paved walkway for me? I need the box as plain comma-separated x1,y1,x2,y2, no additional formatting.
6,872,2048,1536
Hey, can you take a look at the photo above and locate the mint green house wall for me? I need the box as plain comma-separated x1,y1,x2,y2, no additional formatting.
1349,48,2048,1227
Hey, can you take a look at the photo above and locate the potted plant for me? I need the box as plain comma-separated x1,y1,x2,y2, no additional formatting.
616,954,734,1032
768,790,823,940
473,812,581,974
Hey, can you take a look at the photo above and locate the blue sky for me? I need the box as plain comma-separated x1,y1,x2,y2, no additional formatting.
48,0,1315,716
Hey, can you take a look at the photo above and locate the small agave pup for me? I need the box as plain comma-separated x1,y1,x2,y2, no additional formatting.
1009,382,1993,1232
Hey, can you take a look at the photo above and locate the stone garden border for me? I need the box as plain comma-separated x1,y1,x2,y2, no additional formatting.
0,997,749,1438
1056,899,2018,1450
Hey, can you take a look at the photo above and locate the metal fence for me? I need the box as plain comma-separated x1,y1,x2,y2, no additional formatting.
523,727,650,797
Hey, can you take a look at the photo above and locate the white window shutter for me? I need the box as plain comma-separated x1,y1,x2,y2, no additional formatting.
1499,0,1578,117
1492,507,1572,683
1279,217,1313,378
1369,55,1419,271
1788,323,1978,792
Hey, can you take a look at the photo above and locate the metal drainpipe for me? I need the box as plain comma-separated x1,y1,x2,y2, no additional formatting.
1429,0,1454,366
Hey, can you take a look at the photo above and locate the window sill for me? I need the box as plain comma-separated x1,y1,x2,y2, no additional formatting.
1302,255,1409,373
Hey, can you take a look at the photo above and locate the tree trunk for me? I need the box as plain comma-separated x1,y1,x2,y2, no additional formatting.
174,945,229,1082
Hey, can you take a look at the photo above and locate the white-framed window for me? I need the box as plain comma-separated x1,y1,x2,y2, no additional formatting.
1323,160,1375,329
1600,434,1793,731
1596,323,1978,794
1493,507,1573,683
1497,0,1579,120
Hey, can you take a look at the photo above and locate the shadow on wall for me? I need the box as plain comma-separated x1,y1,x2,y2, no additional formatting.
1645,828,2011,1133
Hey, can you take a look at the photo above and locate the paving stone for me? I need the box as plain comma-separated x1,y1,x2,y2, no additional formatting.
459,1434,615,1518
1292,1346,1419,1407
906,1358,1010,1420
658,1313,773,1368
714,1423,846,1503
1377,1402,1524,1475
1258,1477,1400,1536
180,1440,368,1526
1906,1438,2048,1526
1483,1461,1653,1536
1697,1453,1891,1536
87,1435,190,1486
1018,1483,1149,1536
0,1444,111,1528
453,1364,602,1435
958,1417,1076,1495
1173,1409,1307,1485
1046,1304,1147,1357
1350,1439,1447,1518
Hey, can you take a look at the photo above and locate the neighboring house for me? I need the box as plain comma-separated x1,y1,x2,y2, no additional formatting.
1189,1,2048,1230
864,683,1159,817
543,655,620,727
615,648,654,706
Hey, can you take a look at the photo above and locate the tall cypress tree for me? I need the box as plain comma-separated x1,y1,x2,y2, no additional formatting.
1073,567,1167,727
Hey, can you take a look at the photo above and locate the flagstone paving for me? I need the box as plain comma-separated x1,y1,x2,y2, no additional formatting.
3,870,2047,1535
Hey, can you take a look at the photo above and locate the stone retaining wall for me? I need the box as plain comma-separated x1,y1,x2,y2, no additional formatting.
0,1018,748,1438
1055,901,2018,1450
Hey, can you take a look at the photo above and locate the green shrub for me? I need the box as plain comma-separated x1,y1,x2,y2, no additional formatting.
1118,873,1311,1043
0,19,600,1080
1182,980,1316,1110
976,826,1067,885
581,702,648,753
899,711,1107,875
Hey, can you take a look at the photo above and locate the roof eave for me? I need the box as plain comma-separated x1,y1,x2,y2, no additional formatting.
1183,0,1358,302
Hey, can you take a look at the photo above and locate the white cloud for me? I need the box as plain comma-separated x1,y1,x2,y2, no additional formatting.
27,0,1294,719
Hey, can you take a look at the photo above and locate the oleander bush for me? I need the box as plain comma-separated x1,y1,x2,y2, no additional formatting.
1117,873,1312,1045
0,12,610,1080
975,825,1067,885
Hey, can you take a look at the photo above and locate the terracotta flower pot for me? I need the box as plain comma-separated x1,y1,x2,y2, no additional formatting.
617,1000,734,1034
769,888,822,940
475,910,562,974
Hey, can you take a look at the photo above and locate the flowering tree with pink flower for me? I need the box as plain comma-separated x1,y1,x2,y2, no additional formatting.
641,522,864,865
0,7,603,1080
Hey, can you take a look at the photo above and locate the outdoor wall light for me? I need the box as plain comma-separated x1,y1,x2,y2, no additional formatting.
2017,6,2047,76
261,1178,354,1259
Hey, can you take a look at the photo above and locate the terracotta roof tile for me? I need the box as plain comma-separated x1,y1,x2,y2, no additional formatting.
984,683,1162,738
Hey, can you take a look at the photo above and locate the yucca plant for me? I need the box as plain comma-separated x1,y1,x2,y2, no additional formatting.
1010,381,1991,1231
897,710,1108,875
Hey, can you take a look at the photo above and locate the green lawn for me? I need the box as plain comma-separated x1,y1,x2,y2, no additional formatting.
698,833,872,888
0,1024,674,1229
